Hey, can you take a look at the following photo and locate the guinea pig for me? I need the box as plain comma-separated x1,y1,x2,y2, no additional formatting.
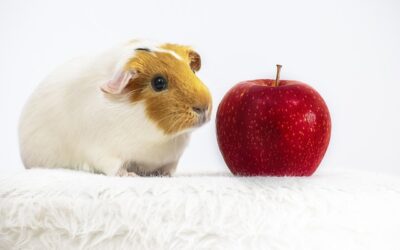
18,40,212,177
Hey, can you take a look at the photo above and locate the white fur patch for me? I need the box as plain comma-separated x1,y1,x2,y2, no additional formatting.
128,39,183,61
152,47,183,61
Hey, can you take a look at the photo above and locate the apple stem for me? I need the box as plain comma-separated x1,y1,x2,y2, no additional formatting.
275,64,282,87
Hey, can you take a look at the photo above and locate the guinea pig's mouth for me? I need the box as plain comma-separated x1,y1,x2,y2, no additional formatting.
195,110,211,127
163,108,211,135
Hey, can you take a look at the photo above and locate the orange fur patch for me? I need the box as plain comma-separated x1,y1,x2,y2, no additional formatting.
125,45,211,135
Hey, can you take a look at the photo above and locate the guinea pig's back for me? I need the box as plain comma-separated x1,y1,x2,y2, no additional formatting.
18,53,113,169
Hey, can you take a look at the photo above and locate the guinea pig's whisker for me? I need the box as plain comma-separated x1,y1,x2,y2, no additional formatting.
168,116,183,132
176,119,185,132
177,118,190,132
171,115,189,133
177,116,193,132
157,112,180,123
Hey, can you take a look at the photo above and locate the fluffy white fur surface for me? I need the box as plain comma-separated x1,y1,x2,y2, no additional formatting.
1,168,400,250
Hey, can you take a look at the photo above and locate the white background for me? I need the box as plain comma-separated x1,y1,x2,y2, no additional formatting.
0,0,399,174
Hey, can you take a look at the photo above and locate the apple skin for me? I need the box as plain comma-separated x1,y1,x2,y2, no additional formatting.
216,79,331,176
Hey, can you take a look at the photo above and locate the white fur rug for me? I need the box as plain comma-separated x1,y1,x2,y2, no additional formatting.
1,168,400,250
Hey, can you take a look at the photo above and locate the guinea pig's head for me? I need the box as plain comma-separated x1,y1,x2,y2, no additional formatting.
101,43,212,135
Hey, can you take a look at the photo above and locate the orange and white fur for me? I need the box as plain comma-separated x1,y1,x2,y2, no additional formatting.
18,40,212,177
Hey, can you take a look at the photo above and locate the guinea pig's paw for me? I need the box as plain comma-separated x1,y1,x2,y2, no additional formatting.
116,168,138,177
153,169,172,177
155,161,178,177
126,172,138,177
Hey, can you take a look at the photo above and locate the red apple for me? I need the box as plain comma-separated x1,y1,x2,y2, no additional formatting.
216,65,331,176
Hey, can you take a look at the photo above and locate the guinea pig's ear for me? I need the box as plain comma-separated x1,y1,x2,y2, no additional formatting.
101,69,138,95
188,50,201,72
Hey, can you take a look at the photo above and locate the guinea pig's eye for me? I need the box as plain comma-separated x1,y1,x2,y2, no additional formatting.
151,75,168,92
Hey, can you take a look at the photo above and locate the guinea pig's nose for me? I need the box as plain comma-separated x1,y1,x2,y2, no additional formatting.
192,106,208,115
